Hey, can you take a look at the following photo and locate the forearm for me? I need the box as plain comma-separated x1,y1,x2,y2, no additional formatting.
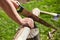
0,0,22,25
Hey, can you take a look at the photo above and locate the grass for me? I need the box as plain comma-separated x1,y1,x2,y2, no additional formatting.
0,9,19,40
0,1,60,40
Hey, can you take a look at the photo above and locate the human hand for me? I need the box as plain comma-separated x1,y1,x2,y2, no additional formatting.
21,18,34,28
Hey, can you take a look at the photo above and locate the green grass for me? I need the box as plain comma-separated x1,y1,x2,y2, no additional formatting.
0,1,60,40
0,9,19,40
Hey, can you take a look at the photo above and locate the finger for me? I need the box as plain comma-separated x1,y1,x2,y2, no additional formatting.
28,18,34,28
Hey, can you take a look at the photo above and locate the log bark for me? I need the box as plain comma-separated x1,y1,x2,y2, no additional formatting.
27,33,40,40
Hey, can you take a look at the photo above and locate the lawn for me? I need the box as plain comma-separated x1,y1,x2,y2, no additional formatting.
0,0,60,40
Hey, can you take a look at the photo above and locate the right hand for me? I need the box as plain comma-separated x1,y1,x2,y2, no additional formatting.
21,18,34,28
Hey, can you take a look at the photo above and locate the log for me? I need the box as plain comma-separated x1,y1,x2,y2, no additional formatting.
13,27,30,40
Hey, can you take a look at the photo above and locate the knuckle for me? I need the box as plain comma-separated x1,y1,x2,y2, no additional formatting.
28,18,33,21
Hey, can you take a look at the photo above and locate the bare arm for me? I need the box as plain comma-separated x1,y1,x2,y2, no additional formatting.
0,0,34,28
0,0,22,25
